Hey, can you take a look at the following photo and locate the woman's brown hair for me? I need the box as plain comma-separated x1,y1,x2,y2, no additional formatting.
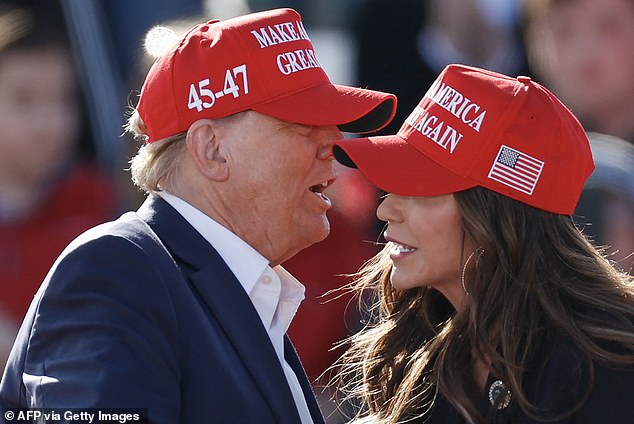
332,187,634,423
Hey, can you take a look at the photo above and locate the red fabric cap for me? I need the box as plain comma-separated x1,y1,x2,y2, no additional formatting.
137,8,396,142
334,64,595,215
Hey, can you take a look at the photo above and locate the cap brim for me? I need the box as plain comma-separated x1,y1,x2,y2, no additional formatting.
252,83,396,134
333,135,477,196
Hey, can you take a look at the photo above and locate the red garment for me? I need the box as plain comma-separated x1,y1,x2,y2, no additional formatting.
0,163,116,323
285,209,379,382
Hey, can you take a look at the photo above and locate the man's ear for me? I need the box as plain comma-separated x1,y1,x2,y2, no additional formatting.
186,119,229,182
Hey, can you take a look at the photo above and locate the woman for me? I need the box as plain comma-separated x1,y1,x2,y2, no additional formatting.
331,64,634,423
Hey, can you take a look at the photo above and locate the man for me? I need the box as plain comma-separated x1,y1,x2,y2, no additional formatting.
0,8,396,423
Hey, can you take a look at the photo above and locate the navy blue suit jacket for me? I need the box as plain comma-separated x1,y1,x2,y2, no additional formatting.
0,195,325,424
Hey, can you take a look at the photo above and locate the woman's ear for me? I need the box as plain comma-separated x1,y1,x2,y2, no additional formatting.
185,119,229,182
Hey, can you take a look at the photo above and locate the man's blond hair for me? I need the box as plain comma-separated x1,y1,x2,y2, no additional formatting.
126,109,187,193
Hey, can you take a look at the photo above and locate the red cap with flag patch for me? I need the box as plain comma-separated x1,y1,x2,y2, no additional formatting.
137,8,396,143
333,64,595,215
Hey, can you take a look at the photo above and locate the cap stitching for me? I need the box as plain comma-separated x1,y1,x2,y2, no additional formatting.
169,25,200,141
192,14,328,119
232,17,270,101
472,80,530,188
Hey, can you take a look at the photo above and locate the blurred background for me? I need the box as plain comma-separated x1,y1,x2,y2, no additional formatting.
0,0,632,422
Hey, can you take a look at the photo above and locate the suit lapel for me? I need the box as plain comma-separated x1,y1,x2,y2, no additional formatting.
137,195,302,423
285,337,326,424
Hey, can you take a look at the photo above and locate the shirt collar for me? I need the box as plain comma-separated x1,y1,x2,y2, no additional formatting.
157,192,305,331
157,191,268,294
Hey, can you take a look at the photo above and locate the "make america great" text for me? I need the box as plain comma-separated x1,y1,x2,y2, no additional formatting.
405,80,488,153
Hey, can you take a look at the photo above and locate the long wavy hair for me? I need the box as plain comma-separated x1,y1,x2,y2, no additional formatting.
332,187,634,423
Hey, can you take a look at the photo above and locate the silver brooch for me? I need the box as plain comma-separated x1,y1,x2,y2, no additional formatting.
488,380,512,410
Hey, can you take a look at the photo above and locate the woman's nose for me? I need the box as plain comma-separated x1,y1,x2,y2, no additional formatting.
376,193,403,222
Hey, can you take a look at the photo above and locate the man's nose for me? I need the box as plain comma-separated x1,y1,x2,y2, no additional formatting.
317,126,342,160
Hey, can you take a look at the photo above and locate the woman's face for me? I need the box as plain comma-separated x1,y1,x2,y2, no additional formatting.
377,193,469,308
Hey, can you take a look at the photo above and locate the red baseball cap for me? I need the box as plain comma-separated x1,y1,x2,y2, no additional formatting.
333,64,595,215
137,8,397,143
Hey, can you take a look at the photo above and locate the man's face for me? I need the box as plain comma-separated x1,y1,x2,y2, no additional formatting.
218,111,340,266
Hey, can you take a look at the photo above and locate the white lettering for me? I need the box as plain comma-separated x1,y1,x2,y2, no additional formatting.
447,90,464,116
423,80,488,133
305,48,321,68
431,82,450,105
469,110,486,132
405,107,464,154
277,54,292,75
186,65,249,111
268,27,284,45
297,20,310,40
295,49,308,68
439,86,456,109
461,103,480,122
415,110,431,132
285,22,299,40
276,49,322,75
439,126,463,153
421,115,439,136
285,52,302,72
250,28,273,48
426,119,444,141
273,23,294,42
64,411,95,423
455,97,471,117
251,21,311,48
405,106,425,126
424,79,441,101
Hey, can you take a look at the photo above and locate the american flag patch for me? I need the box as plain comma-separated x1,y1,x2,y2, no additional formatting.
487,145,544,195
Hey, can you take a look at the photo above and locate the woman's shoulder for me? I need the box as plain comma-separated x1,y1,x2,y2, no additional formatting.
523,333,634,422
530,332,634,386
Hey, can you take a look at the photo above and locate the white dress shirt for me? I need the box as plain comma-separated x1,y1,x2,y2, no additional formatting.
158,192,314,424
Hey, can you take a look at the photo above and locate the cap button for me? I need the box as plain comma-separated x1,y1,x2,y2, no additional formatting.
517,76,532,84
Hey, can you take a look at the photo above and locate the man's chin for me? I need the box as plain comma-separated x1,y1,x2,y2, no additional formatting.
312,215,331,243
274,219,330,266
300,221,331,249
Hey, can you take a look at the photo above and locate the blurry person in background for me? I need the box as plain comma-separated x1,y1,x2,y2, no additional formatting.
575,133,634,273
522,0,634,142
354,0,527,136
521,0,634,273
0,6,116,368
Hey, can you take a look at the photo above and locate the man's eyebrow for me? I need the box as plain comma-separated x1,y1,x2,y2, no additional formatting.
276,121,313,134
